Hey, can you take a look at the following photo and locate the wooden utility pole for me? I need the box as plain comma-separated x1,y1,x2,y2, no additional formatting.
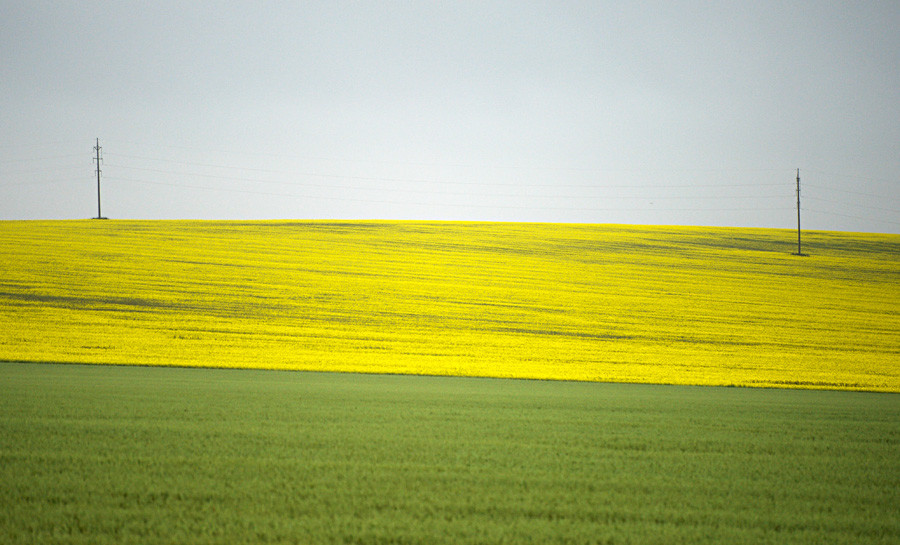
93,138,106,219
794,168,805,256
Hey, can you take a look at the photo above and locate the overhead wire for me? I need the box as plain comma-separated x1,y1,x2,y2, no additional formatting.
0,179,79,188
804,195,900,215
803,167,897,187
5,142,896,229
107,176,793,214
804,208,900,227
804,182,897,202
104,154,790,191
106,148,788,195
106,140,794,174
103,163,788,201
0,153,86,165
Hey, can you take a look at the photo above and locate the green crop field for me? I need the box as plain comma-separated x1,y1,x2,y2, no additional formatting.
1,362,898,544
1,220,898,390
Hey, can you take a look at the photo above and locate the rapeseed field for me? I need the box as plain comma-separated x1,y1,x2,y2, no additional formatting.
1,220,897,391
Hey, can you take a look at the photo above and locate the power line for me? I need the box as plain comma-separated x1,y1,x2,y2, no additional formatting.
104,151,793,187
0,179,77,188
804,195,900,215
103,171,786,202
0,163,86,176
6,140,895,231
108,176,795,214
0,153,84,164
804,182,898,202
104,161,790,192
805,207,900,227
106,140,796,175
803,168,897,186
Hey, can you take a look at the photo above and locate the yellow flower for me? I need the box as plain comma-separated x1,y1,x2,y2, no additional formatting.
1,220,897,391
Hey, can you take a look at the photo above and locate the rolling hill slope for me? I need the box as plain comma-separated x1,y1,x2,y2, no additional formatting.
1,220,897,390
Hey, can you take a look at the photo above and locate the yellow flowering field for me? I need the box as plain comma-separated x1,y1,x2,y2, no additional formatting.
1,220,897,391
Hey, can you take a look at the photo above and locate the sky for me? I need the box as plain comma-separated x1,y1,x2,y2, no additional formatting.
2,1,899,233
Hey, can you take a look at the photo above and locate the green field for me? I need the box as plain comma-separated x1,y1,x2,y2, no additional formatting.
2,362,898,544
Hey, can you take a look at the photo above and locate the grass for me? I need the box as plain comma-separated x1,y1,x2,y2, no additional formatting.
1,220,898,390
1,361,898,544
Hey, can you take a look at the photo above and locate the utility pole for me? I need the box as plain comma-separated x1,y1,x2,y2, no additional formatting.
93,138,106,219
794,168,805,256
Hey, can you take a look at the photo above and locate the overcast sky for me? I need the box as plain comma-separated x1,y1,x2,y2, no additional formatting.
2,1,898,232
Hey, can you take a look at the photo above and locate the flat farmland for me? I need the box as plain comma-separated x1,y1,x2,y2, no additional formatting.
1,220,898,390
2,362,898,544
